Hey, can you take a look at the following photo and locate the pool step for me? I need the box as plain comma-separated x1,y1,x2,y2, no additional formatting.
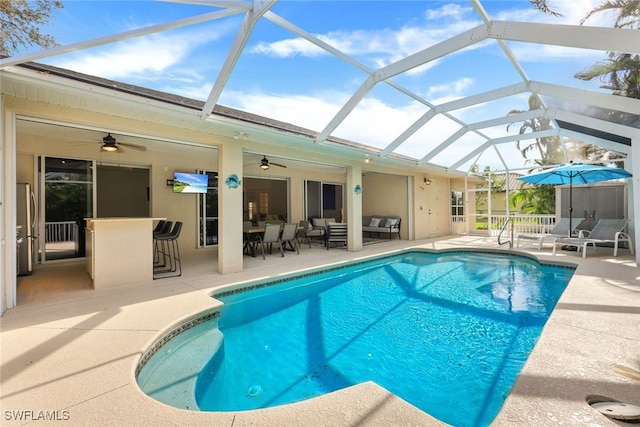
137,326,224,410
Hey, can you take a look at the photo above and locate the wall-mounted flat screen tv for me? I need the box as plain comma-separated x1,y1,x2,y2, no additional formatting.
173,172,208,194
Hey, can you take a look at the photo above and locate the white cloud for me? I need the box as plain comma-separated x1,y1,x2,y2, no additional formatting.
48,25,230,81
427,3,474,20
250,37,326,57
223,89,347,132
427,77,475,102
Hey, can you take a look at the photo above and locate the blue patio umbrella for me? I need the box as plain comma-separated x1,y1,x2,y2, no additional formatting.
517,162,633,232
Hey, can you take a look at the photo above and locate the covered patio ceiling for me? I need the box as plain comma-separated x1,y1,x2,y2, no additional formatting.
1,0,639,174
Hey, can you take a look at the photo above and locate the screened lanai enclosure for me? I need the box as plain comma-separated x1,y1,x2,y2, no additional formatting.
3,1,638,173
2,0,639,286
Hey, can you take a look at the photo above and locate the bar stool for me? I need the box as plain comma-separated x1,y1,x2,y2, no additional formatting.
154,221,182,279
153,220,172,266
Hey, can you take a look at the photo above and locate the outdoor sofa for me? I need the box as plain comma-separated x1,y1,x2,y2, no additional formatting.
362,215,401,240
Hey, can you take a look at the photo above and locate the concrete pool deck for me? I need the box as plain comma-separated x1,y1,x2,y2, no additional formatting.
1,236,638,426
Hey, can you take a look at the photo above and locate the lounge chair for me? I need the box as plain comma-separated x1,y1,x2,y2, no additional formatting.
552,218,634,258
516,217,585,250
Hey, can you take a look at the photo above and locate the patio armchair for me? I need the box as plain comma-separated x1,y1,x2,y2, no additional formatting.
296,220,313,248
552,218,633,258
516,217,585,250
303,218,330,245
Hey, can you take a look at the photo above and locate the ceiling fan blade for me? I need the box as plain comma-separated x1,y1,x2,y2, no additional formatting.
271,162,287,168
118,142,147,152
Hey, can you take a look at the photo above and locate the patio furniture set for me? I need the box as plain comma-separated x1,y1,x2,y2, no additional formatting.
244,215,398,257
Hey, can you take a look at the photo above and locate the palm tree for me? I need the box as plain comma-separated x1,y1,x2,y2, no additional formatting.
581,0,640,28
575,54,640,99
575,0,640,99
507,95,564,166
529,0,562,16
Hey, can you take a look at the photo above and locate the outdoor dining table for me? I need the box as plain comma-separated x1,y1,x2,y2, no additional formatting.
243,226,266,257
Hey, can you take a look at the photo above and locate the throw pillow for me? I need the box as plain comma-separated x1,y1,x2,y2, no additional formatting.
369,217,382,227
312,218,325,228
385,218,398,228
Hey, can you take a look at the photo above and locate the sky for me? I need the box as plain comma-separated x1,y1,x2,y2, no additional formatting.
26,0,621,172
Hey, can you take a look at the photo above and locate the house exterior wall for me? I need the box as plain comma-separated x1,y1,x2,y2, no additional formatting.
1,92,459,313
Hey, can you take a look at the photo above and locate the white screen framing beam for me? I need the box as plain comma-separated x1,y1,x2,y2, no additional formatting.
201,0,277,118
488,21,640,55
0,9,244,69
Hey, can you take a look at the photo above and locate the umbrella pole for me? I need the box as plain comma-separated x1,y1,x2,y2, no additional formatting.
568,175,573,237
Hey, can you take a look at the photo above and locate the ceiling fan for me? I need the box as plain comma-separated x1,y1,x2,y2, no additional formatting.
100,133,147,152
260,156,286,170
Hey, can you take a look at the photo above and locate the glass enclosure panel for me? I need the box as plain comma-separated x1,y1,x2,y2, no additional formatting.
243,177,289,223
466,189,489,236
199,171,219,247
43,157,93,260
305,180,322,219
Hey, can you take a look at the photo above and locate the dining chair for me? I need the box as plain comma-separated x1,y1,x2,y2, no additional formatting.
281,223,299,254
259,223,284,259
296,220,311,248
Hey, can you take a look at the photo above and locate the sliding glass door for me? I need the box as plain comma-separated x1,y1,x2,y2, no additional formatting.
304,180,343,221
41,156,94,261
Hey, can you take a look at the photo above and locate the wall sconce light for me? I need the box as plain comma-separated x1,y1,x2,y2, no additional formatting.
424,177,432,185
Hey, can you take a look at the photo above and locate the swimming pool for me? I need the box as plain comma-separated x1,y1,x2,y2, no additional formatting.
136,250,574,426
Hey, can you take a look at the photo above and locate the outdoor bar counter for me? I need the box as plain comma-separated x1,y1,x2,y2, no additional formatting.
85,217,164,289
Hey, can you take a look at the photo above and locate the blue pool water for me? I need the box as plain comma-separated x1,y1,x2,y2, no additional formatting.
138,250,574,426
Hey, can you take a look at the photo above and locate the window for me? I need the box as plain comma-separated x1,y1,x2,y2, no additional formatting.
451,191,465,223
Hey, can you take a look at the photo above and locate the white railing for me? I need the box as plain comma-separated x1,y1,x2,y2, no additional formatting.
488,214,557,237
45,221,77,242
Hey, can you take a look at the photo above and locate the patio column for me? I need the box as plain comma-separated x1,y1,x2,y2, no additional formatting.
218,143,244,274
629,136,640,266
1,109,18,313
346,165,362,251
